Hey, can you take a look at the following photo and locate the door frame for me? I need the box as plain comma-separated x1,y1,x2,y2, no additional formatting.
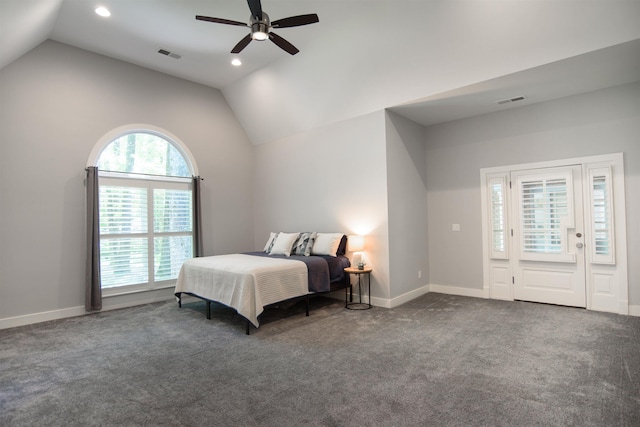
511,164,586,308
480,153,628,315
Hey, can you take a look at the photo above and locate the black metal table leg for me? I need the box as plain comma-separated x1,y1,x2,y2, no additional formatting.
345,268,372,310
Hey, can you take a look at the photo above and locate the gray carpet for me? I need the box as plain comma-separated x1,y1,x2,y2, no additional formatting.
1,293,639,426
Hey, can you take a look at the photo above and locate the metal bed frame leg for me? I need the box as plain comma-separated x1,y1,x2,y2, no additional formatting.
306,295,310,316
246,319,250,335
177,293,182,308
206,300,211,320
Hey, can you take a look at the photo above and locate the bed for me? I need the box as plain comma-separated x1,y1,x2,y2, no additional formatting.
175,233,352,334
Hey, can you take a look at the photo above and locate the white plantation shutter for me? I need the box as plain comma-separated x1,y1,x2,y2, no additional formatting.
593,177,609,254
99,177,193,292
153,188,193,281
521,177,568,254
515,169,576,263
99,185,149,288
588,166,615,264
487,175,508,259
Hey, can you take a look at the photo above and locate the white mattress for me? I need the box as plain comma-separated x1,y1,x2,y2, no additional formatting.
175,254,308,327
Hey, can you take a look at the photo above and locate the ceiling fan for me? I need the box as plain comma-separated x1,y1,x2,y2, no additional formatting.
196,0,319,55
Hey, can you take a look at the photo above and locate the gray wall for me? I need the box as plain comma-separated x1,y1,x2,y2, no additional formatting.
424,82,640,305
0,41,255,320
2,40,637,323
385,111,429,299
253,111,392,301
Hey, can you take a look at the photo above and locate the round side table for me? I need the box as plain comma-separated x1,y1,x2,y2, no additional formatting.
344,267,372,310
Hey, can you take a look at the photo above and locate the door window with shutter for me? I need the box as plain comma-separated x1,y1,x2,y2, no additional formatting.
515,170,576,263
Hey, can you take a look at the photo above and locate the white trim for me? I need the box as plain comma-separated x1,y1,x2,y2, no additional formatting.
0,293,177,331
4,288,636,330
389,285,430,308
480,153,616,175
428,284,489,299
100,294,177,312
326,284,487,308
99,171,192,183
86,123,199,176
102,282,176,298
480,152,628,315
323,289,393,308
0,306,86,330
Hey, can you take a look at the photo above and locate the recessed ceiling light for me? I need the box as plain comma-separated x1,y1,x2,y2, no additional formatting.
95,7,111,17
231,58,242,66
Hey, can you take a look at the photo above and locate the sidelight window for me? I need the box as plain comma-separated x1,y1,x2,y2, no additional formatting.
588,166,615,264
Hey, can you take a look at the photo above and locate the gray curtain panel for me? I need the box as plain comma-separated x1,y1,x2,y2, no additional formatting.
193,176,204,257
85,166,102,311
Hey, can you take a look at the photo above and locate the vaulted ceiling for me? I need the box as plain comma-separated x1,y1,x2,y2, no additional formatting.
2,1,639,145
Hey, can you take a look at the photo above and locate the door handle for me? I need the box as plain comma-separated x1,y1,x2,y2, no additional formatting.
576,242,584,249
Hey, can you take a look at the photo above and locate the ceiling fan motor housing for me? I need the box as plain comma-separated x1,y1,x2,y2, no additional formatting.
251,12,270,40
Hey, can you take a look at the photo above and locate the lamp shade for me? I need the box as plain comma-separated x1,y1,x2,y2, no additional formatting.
348,235,365,252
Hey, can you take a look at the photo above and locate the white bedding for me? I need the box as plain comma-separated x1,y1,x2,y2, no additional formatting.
175,254,308,327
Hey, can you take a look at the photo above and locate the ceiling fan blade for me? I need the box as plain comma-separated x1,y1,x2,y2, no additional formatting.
271,14,319,28
196,15,248,27
247,0,263,20
269,32,299,55
231,34,253,54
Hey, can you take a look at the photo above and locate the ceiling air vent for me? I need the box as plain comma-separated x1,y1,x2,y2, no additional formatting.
496,96,526,105
158,49,182,60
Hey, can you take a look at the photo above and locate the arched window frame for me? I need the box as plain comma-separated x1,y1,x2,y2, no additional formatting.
87,124,198,176
87,124,199,296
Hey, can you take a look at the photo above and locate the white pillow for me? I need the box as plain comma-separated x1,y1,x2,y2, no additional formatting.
263,232,277,252
269,232,299,257
311,233,344,257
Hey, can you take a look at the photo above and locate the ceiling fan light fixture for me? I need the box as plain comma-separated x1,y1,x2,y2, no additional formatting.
195,3,317,55
251,24,269,40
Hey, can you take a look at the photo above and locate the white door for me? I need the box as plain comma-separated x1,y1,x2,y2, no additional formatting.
511,165,586,307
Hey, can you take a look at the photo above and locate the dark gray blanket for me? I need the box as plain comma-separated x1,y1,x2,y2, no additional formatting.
244,252,331,293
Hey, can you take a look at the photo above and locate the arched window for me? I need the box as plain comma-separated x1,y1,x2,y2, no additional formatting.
90,127,198,295
97,132,192,177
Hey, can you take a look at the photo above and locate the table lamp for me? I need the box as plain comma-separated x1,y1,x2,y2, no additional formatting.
348,235,366,269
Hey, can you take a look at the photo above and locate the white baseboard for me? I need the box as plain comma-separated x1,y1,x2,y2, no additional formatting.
389,285,430,308
325,284,483,309
0,293,178,331
4,287,636,330
101,294,177,312
0,305,86,330
428,283,488,299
